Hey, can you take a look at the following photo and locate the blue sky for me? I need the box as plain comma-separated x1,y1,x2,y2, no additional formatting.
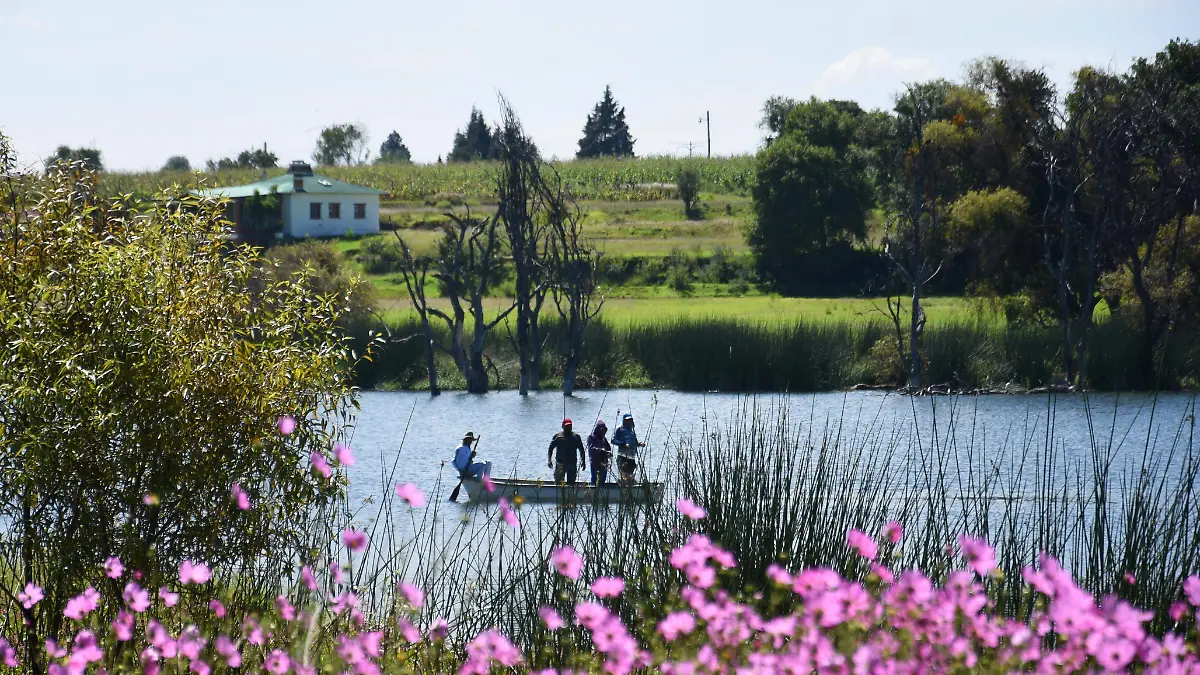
2,0,1195,171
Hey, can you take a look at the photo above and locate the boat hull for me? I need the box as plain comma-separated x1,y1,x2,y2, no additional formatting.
461,478,664,504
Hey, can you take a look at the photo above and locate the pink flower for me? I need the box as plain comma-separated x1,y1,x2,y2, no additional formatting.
676,498,707,520
551,545,583,580
1169,601,1188,621
394,482,426,507
275,595,296,621
430,617,449,641
1184,575,1200,607
231,483,251,510
1123,572,1137,585
143,493,159,506
658,611,696,641
870,563,895,584
330,562,346,586
766,564,792,586
179,560,212,585
209,599,226,618
310,452,332,479
592,576,626,598
334,443,355,466
539,606,565,630
883,520,904,544
846,529,878,560
482,474,496,493
265,649,291,675
341,528,369,552
18,583,43,609
68,630,104,670
397,582,425,608
112,611,135,641
123,582,150,613
499,498,519,528
63,587,100,620
1092,637,1136,671
277,415,296,435
396,618,421,644
959,534,997,576
105,556,124,579
159,587,179,607
574,602,610,630
300,565,317,591
0,638,18,668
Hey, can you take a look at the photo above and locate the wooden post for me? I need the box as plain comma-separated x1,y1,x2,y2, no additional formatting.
706,111,711,158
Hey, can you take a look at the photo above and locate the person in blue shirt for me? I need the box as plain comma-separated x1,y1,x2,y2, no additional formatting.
611,414,645,483
452,431,487,480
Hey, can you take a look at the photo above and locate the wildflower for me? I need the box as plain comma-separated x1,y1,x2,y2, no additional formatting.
396,617,421,643
63,587,100,620
179,560,212,585
112,611,135,641
497,497,520,528
341,528,369,552
275,594,297,621
208,599,226,618
1184,575,1200,607
1124,572,1137,585
394,482,426,507
46,639,67,658
766,564,792,586
686,563,716,589
1169,601,1188,621
462,630,522,674
846,529,878,560
331,591,358,615
18,583,43,609
243,618,267,646
330,561,346,585
539,606,565,630
231,483,251,510
191,660,212,675
592,576,626,598
551,545,583,580
68,630,103,671
300,565,318,591
482,474,496,493
124,582,151,613
105,556,124,579
959,534,997,576
1092,636,1136,671
334,443,355,466
0,638,17,668
278,415,296,435
883,520,904,544
178,625,205,660
397,582,425,608
676,498,707,520
870,563,895,584
159,587,180,608
265,649,291,675
310,452,332,479
431,617,449,641
658,611,696,641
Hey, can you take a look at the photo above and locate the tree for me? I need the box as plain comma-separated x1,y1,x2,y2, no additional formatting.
47,145,102,171
759,96,798,145
205,144,277,172
313,124,370,166
576,86,636,158
546,176,603,396
162,155,191,171
378,130,412,163
677,164,701,218
448,108,496,162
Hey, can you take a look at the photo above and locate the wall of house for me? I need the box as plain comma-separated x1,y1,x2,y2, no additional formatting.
281,193,379,238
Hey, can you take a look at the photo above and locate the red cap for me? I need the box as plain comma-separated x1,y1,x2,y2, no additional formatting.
562,418,572,426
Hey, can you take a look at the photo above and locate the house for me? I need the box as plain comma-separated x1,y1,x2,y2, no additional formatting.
195,161,382,240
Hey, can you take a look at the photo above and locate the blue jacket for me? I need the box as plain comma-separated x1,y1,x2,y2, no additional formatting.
612,426,638,455
452,444,474,472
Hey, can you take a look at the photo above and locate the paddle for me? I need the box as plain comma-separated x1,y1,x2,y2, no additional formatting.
447,435,481,502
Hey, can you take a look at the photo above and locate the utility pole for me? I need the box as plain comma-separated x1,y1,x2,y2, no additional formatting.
706,111,711,158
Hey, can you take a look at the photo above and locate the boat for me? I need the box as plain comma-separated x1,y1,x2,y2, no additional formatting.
461,477,665,505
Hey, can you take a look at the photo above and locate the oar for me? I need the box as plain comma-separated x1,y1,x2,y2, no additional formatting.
448,435,481,502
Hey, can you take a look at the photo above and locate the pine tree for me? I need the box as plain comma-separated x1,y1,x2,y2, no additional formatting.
378,131,412,163
448,108,496,162
577,86,636,158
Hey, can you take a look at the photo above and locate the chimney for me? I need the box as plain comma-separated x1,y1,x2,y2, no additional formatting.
287,161,312,192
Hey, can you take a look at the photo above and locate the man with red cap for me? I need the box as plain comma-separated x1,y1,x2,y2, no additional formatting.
547,418,586,485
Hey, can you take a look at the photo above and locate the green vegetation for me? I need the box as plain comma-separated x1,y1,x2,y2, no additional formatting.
576,85,636,158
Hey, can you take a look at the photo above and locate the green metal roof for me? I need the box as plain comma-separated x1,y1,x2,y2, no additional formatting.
192,173,382,199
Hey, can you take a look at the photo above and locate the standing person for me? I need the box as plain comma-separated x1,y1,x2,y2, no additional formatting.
587,419,612,487
452,431,488,480
612,413,645,483
547,418,586,485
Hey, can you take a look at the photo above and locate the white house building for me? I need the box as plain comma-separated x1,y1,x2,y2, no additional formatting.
196,161,382,239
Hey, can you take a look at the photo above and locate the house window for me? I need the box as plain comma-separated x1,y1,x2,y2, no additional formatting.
310,202,321,220
329,203,341,219
354,203,366,219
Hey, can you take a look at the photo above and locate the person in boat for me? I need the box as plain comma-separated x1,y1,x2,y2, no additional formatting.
452,431,488,480
587,419,612,487
611,413,645,483
547,418,586,485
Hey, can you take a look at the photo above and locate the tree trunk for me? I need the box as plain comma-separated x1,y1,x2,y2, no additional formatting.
908,289,922,390
421,317,439,396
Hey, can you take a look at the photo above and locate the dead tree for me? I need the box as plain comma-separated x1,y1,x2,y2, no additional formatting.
394,236,440,394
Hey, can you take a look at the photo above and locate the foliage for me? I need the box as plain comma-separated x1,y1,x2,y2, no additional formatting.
576,86,636,158
676,164,700,218
758,95,797,145
161,155,191,172
46,145,102,171
945,187,1030,295
204,145,277,172
313,124,370,167
447,108,496,163
259,240,376,328
0,161,355,657
377,130,412,164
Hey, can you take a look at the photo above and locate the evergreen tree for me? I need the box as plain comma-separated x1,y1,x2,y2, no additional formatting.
448,108,496,162
378,130,412,163
576,86,636,158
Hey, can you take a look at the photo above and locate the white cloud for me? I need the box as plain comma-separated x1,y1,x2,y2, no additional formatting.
814,46,938,106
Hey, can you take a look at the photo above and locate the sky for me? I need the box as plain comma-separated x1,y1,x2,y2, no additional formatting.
2,0,1196,171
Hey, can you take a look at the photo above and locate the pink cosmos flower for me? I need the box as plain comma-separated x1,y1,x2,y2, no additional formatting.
846,529,879,560
1169,601,1188,621
231,483,251,510
341,528,369,552
482,474,496,493
394,482,426,507
539,606,565,630
178,626,205,660
123,582,150,613
265,649,291,675
870,563,895,584
18,583,43,609
430,617,449,642
105,556,124,579
179,560,212,585
331,591,358,615
499,498,519,528
334,443,355,466
397,582,425,608
300,565,317,591
658,611,697,641
883,520,904,544
277,416,296,435
275,595,297,621
69,630,104,670
551,545,583,580
209,599,226,618
592,576,626,598
574,602,610,630
63,587,100,620
396,618,421,644
330,562,346,586
159,587,180,608
191,659,212,675
1184,575,1200,607
959,534,997,576
1124,572,1137,585
0,638,16,668
112,611,135,641
766,564,792,586
310,452,332,479
676,498,707,520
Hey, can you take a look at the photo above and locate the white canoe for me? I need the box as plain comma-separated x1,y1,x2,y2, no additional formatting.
461,477,664,505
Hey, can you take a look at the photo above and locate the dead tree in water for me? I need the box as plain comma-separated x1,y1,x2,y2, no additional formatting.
544,173,603,396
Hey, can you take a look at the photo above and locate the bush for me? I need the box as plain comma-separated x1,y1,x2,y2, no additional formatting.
260,240,376,327
677,165,701,218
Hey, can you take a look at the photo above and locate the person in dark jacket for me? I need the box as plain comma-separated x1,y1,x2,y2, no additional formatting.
587,419,612,487
547,418,586,485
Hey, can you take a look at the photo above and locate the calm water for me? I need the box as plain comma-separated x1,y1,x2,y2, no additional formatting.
341,390,1198,533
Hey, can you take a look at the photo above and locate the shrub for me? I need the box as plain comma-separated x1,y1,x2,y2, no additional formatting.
677,165,701,219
